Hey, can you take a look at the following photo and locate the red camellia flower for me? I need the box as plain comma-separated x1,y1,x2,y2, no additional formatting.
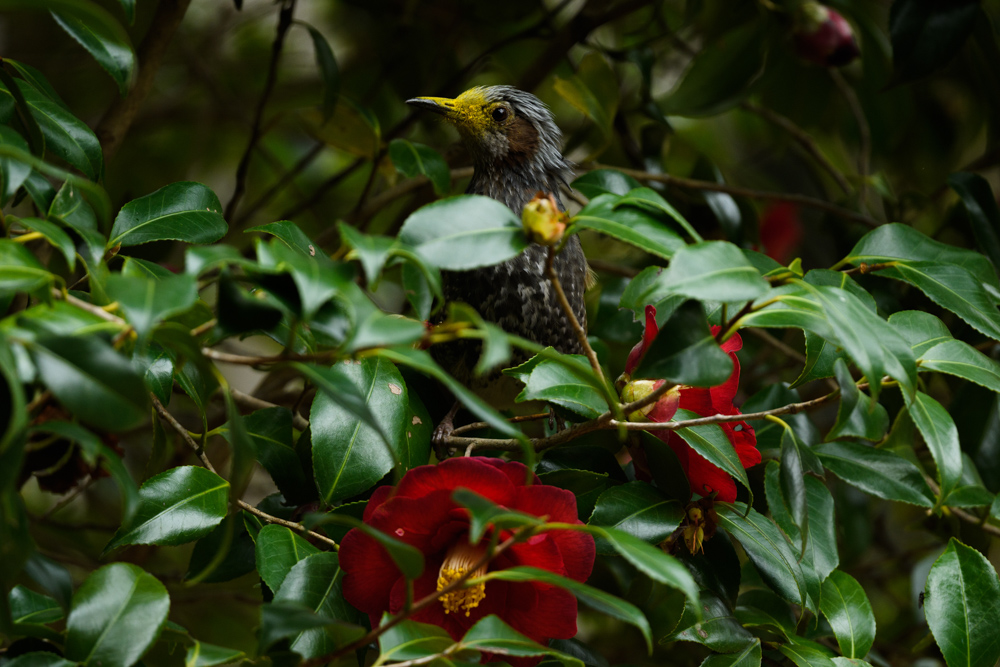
623,306,760,503
339,457,596,663
792,3,860,67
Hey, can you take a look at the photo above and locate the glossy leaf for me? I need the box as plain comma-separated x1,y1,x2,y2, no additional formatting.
670,592,755,653
106,272,198,339
634,301,733,386
309,357,407,504
29,334,147,431
0,126,31,203
51,8,135,96
255,524,320,593
272,552,359,659
827,358,889,442
815,441,934,507
64,563,170,667
820,570,876,659
594,526,700,606
571,169,642,199
9,216,76,271
571,193,686,261
479,566,653,653
105,466,229,551
303,23,339,119
672,409,752,500
658,241,769,302
698,639,762,666
389,138,450,196
778,644,837,667
398,195,527,270
716,503,807,608
504,350,608,418
244,407,313,504
920,339,1000,393
615,187,702,241
2,656,77,667
924,538,1000,667
109,182,227,248
246,220,327,260
949,172,1000,276
9,586,63,624
907,391,963,504
184,641,244,667
378,618,466,662
890,310,953,356
588,481,684,553
0,240,54,296
459,615,583,667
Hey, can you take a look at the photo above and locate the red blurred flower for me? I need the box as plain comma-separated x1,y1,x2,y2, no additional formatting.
623,306,760,503
793,3,860,67
758,202,803,265
340,457,595,664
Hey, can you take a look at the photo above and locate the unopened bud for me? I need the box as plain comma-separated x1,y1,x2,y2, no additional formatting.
621,379,680,423
793,3,859,67
522,192,567,246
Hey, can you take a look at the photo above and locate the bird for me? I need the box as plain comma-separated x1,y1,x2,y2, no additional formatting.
406,86,590,418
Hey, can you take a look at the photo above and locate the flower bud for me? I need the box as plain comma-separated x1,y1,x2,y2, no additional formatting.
621,379,680,423
522,191,567,246
793,3,859,67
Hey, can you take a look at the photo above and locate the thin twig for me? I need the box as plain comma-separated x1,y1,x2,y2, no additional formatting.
747,328,806,364
224,0,296,221
830,69,871,212
300,529,525,667
451,412,551,437
589,163,880,228
95,0,193,158
545,245,603,382
232,143,325,227
151,394,338,548
230,386,309,431
924,476,1000,539
741,101,851,195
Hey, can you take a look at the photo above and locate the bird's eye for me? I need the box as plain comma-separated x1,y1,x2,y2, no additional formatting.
491,106,509,122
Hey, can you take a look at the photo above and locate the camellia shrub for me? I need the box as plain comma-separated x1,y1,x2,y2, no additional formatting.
2,2,1000,667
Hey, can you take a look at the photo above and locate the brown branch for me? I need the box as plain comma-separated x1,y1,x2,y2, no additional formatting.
231,143,325,227
229,386,309,431
924,477,1000,539
545,245,604,383
224,0,297,221
741,101,851,195
589,163,881,228
96,0,193,158
451,412,551,437
151,394,337,549
300,529,526,667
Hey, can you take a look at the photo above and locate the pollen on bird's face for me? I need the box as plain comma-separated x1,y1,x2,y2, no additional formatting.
452,87,506,139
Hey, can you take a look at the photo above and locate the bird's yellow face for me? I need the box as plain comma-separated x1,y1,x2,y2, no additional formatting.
406,87,516,142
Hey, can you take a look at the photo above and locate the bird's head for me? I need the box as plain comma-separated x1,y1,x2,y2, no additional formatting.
406,85,567,177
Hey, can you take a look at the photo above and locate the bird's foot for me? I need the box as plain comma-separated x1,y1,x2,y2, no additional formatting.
433,401,460,459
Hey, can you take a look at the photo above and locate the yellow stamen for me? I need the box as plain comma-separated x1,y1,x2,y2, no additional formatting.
436,540,488,616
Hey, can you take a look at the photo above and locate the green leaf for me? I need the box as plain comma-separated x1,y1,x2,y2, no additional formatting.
698,639,762,666
259,601,346,653
672,409,753,501
571,193,686,261
451,488,543,544
51,8,135,96
925,538,1000,667
571,169,641,199
256,239,354,320
815,441,935,507
615,187,702,241
889,310,953,356
244,407,313,504
0,239,55,297
920,339,1000,393
184,641,244,667
820,571,876,659
0,76,102,179
480,566,653,653
376,347,526,442
588,481,684,553
294,361,384,437
378,618,467,663
185,513,256,584
255,524,320,593
9,586,63,624
660,21,765,117
889,0,978,84
907,391,963,505
596,526,700,606
827,358,889,442
634,301,733,386
1,656,77,667
389,138,450,196
949,173,1000,276
304,511,424,579
398,195,527,270
735,589,795,639
765,468,839,586
777,431,808,543
538,468,615,522
3,58,68,108
302,23,339,120
338,221,396,287
309,357,407,504
272,552,359,659
109,182,227,248
9,216,76,271
29,334,148,431
504,350,608,419
778,643,837,667
106,272,197,339
659,241,769,302
619,266,686,320
64,563,170,667
246,220,327,260
459,615,583,667
105,466,229,551
670,592,755,653
0,126,32,204
716,503,807,608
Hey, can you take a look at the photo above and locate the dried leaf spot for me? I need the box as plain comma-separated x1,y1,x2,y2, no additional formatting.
308,244,316,256
412,415,423,425
388,383,402,395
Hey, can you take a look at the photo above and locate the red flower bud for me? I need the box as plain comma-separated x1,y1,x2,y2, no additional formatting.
793,3,860,67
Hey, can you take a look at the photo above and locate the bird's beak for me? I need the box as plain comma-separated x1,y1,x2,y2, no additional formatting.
406,96,459,120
